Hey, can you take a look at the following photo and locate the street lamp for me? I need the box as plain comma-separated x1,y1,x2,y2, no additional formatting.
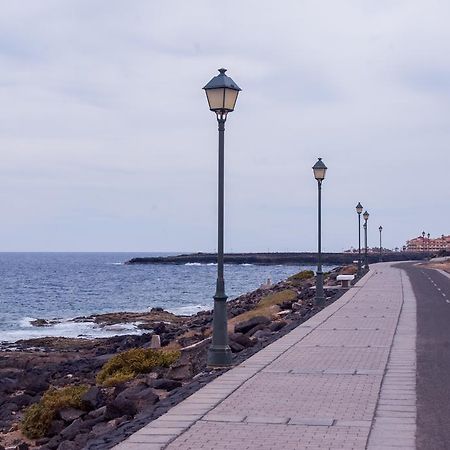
427,232,430,253
203,68,241,368
312,157,327,306
379,225,383,262
422,231,426,253
356,202,363,276
363,210,369,270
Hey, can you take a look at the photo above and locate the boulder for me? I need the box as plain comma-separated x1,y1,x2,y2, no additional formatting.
252,329,272,340
234,316,270,334
269,320,287,332
59,407,85,422
87,406,106,419
48,419,65,437
245,323,269,337
152,378,182,391
56,441,77,450
60,418,84,440
81,386,102,410
229,333,255,348
104,398,137,420
229,341,244,353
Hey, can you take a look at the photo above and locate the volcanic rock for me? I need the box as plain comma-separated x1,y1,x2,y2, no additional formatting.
234,316,270,334
152,378,182,391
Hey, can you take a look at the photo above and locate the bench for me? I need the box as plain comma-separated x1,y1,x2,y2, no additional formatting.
336,274,355,288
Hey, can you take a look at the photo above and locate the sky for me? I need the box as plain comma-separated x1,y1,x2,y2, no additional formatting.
0,0,449,252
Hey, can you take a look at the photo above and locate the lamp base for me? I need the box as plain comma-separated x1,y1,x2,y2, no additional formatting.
207,345,232,368
314,295,326,307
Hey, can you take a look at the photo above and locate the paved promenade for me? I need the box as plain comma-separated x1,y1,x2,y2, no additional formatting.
114,263,416,450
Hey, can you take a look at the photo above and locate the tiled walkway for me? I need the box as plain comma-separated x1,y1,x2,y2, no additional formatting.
114,263,416,450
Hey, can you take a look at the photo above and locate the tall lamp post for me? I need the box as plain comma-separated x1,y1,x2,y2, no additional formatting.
363,210,369,270
203,68,241,367
356,202,363,276
427,232,430,253
312,158,327,306
422,231,426,253
379,225,383,262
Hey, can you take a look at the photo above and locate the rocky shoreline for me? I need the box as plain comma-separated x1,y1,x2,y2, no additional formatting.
0,265,357,450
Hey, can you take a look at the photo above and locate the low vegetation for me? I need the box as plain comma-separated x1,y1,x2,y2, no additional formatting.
230,288,297,327
21,385,89,439
287,270,315,286
96,348,181,387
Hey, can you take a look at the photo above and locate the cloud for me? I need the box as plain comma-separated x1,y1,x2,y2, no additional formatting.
0,0,448,251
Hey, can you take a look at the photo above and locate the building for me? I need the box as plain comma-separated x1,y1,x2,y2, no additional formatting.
406,234,450,252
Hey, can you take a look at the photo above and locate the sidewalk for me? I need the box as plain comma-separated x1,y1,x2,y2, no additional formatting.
113,263,416,450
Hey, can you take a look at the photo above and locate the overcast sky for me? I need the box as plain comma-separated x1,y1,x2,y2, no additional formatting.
0,1,448,252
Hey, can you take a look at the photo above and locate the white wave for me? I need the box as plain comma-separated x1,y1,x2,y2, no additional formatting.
206,263,217,266
168,304,211,315
19,317,36,328
184,262,202,266
2,319,144,343
109,262,123,266
240,263,253,266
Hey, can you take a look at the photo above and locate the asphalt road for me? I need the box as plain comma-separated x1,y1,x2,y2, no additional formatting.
398,263,450,450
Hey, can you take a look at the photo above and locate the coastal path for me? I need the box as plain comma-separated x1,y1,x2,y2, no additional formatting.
113,262,417,449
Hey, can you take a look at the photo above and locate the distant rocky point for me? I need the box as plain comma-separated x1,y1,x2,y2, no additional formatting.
125,251,431,266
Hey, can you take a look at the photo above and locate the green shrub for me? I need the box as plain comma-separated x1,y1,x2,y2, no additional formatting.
96,348,180,387
21,385,89,439
258,289,297,308
287,270,315,285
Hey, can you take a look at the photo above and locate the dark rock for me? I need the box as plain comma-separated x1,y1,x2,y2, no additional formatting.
245,323,269,337
104,398,137,420
269,320,287,332
22,374,49,395
56,441,77,450
252,329,272,340
48,419,65,437
46,435,62,450
116,385,159,411
152,378,182,391
229,333,255,348
87,406,106,419
229,341,244,353
73,432,90,449
35,438,50,446
81,386,102,410
60,418,84,440
152,322,167,334
11,393,33,409
15,443,29,450
59,407,84,423
234,316,270,334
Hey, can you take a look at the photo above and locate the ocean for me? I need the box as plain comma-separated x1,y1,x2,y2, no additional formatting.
0,253,332,342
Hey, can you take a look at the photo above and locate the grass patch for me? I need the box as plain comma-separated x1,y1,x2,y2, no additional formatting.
21,385,89,439
96,348,180,387
229,289,297,330
287,270,315,286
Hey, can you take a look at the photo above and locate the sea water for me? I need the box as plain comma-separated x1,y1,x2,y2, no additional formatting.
0,253,332,342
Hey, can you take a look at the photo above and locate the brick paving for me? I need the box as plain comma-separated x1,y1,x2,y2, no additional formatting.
113,263,416,450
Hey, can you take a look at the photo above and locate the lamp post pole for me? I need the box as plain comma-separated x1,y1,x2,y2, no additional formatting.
427,232,430,253
312,158,327,306
422,231,426,253
363,211,369,270
203,68,241,368
356,203,363,276
379,225,383,262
